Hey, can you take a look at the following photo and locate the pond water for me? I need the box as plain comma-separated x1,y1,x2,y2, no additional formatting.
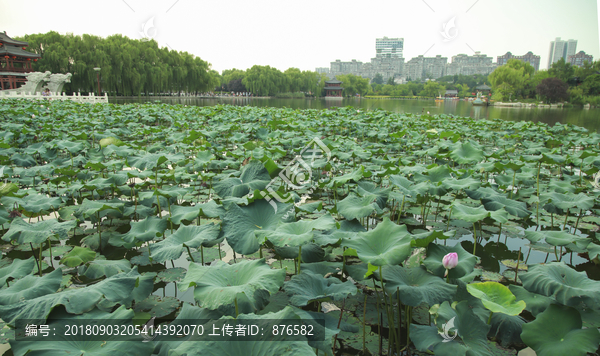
111,96,600,132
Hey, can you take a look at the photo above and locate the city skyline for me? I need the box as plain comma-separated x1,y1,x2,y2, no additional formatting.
0,0,598,73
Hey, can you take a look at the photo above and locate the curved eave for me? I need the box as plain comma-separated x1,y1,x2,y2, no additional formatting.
0,46,41,58
0,32,29,46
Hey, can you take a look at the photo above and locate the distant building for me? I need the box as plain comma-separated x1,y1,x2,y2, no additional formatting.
327,37,404,83
315,67,330,75
446,52,497,76
405,55,447,81
330,59,363,78
567,51,593,67
324,79,343,97
548,37,577,68
376,37,404,59
497,51,540,71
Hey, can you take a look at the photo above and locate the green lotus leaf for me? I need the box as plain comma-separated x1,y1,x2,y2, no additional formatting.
284,270,357,306
56,140,85,153
214,160,271,198
0,181,19,196
0,257,36,286
341,217,413,266
2,218,77,244
266,214,335,247
221,199,294,255
10,305,153,356
336,194,383,220
411,230,455,248
0,268,62,305
2,194,63,214
411,300,492,356
423,243,478,279
383,265,457,307
74,199,124,219
508,285,553,316
180,259,285,314
148,222,222,263
328,166,365,186
521,304,600,356
357,181,391,208
481,195,531,218
156,267,187,283
127,152,169,171
450,141,484,164
60,246,97,267
466,281,526,316
98,136,124,148
169,204,202,224
122,216,168,243
524,230,590,247
133,295,180,318
442,177,481,191
540,192,595,211
450,203,489,223
520,262,600,310
77,258,132,279
0,268,142,326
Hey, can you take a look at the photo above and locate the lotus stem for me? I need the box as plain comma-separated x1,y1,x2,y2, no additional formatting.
446,206,453,232
515,247,521,283
487,311,493,325
362,294,367,354
185,244,195,263
332,299,345,354
397,195,405,224
406,305,412,350
297,245,302,274
156,194,162,218
472,222,477,255
30,242,41,276
396,287,401,352
234,297,239,318
218,244,222,260
47,238,54,269
536,161,541,225
563,210,569,231
372,279,382,354
525,247,532,264
573,209,582,234
510,171,516,199
96,212,102,254
168,201,173,234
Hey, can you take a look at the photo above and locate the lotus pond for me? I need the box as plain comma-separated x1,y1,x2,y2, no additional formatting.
0,99,599,356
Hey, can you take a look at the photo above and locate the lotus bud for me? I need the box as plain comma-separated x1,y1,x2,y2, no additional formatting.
442,252,458,277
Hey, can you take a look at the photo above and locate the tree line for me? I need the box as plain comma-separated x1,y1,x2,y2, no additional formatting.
17,31,219,96
487,58,600,104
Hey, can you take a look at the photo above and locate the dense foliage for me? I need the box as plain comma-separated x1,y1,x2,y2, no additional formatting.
1,100,600,356
17,31,219,96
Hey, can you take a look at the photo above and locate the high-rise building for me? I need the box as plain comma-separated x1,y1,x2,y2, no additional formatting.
567,51,594,67
405,55,447,80
548,37,577,68
446,52,497,76
375,37,404,59
497,51,541,71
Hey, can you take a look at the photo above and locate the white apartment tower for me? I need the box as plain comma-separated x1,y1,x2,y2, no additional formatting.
548,37,577,68
376,37,404,59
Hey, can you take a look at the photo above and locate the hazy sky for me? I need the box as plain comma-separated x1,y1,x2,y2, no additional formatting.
1,0,599,73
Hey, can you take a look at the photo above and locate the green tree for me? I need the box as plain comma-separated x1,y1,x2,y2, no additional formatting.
372,73,384,85
419,81,445,98
457,83,470,97
548,58,574,82
336,74,370,97
536,77,569,103
386,76,396,85
488,59,535,101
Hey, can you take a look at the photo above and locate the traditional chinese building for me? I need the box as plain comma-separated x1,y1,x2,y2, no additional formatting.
324,79,343,97
0,31,41,90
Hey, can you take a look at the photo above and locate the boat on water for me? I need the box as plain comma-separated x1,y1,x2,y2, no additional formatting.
435,96,444,103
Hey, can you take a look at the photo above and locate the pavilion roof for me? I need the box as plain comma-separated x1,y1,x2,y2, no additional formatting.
326,79,342,84
0,46,41,59
476,84,491,90
324,86,344,90
0,31,29,46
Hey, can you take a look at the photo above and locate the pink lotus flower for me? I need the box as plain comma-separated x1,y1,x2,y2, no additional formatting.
443,252,458,277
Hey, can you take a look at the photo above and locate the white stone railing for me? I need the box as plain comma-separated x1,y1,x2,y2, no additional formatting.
0,91,109,104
